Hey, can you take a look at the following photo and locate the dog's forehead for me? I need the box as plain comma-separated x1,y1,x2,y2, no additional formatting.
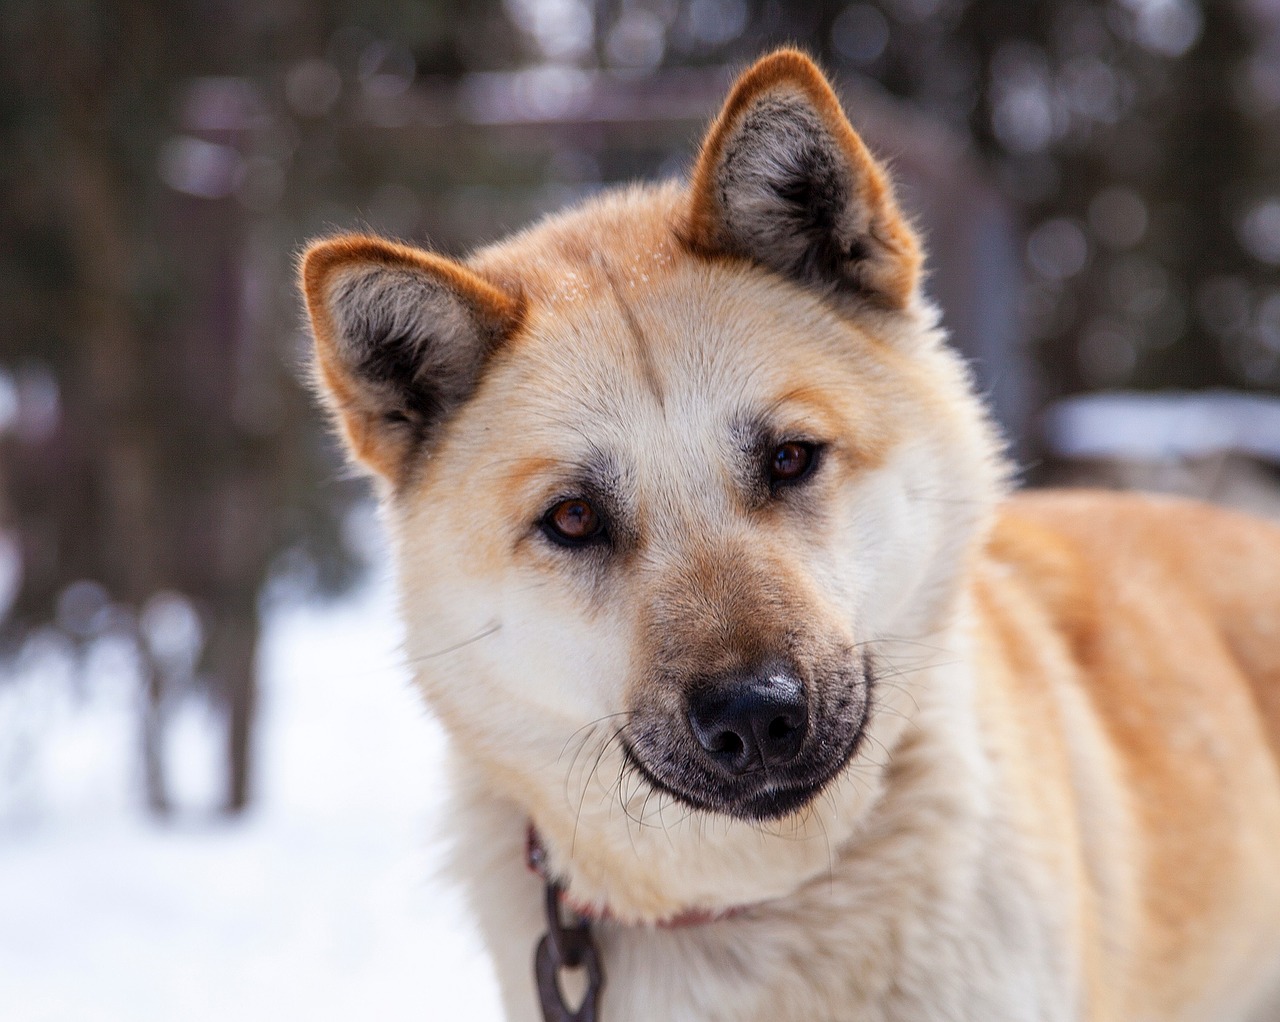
522,241,867,401
482,266,851,479
469,184,852,422
425,185,898,507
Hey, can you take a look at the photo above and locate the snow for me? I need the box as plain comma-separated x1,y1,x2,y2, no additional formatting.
1045,390,1280,463
0,546,505,1021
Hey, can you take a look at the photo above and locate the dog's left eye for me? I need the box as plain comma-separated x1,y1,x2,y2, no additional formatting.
769,441,818,487
542,498,605,547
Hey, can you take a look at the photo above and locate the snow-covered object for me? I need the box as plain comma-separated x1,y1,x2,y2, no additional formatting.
1045,390,1280,464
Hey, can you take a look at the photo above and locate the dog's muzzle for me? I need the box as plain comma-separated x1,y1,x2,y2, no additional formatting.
625,654,871,821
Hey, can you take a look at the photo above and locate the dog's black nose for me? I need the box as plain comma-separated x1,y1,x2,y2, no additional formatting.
688,670,808,775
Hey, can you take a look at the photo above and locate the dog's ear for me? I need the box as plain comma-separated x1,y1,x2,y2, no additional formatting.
301,235,523,483
684,49,921,311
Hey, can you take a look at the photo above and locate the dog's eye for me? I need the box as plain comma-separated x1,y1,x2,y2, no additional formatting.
769,441,818,487
542,498,604,546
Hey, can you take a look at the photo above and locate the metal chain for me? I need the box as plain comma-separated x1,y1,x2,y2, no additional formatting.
534,881,604,1022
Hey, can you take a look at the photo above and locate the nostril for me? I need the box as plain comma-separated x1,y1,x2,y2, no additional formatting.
711,730,744,757
688,669,808,774
767,715,795,741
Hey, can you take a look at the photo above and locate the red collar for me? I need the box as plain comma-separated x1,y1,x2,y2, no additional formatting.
526,825,749,929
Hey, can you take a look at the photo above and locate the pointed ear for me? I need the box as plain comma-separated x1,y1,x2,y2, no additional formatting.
684,49,921,311
301,235,523,483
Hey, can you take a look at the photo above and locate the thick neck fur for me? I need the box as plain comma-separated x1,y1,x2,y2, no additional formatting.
441,602,1074,1022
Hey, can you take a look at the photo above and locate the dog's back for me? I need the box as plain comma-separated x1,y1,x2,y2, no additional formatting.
980,491,1280,1019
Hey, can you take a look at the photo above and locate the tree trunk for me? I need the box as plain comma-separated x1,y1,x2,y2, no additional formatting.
140,646,170,816
206,606,259,814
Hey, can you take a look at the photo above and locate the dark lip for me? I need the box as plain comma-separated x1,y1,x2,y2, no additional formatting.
622,710,868,822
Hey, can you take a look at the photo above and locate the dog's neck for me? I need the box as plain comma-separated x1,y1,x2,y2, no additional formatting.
443,616,1043,1022
524,823,753,929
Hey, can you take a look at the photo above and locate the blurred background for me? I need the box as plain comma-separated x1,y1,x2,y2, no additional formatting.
2,1,1279,1019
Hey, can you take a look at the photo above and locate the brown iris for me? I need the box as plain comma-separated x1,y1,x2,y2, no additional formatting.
543,498,603,545
769,441,816,485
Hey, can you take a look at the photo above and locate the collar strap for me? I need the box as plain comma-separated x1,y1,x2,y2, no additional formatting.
525,824,748,929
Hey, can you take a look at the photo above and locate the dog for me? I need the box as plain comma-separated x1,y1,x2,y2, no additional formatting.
301,49,1280,1022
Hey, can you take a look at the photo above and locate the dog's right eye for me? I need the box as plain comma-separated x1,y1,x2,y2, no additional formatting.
767,440,820,491
541,498,605,547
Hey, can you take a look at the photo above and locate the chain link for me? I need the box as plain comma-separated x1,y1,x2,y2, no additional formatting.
534,881,603,1022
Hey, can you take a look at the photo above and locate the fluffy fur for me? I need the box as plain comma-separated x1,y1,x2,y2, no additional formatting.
302,50,1280,1021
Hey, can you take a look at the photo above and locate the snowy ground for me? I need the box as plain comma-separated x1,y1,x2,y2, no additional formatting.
0,553,504,1021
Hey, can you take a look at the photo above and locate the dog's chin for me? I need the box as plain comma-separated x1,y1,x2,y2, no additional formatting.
721,780,840,822
624,721,866,822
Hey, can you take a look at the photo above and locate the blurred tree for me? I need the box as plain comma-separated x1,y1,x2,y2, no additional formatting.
840,0,1280,404
945,0,1273,398
0,1,374,813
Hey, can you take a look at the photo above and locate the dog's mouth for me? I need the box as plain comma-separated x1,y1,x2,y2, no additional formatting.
622,741,864,820
623,661,873,822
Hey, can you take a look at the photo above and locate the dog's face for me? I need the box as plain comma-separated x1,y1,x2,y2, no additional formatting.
302,51,1004,922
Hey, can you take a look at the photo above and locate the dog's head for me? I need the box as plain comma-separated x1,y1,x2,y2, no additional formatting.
302,51,1005,922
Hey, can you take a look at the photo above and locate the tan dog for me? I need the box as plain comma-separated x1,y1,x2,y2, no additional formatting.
301,50,1280,1022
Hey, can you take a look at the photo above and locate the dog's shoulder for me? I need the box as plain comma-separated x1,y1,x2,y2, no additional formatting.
985,487,1280,797
986,488,1280,666
993,488,1280,635
974,490,1280,1015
